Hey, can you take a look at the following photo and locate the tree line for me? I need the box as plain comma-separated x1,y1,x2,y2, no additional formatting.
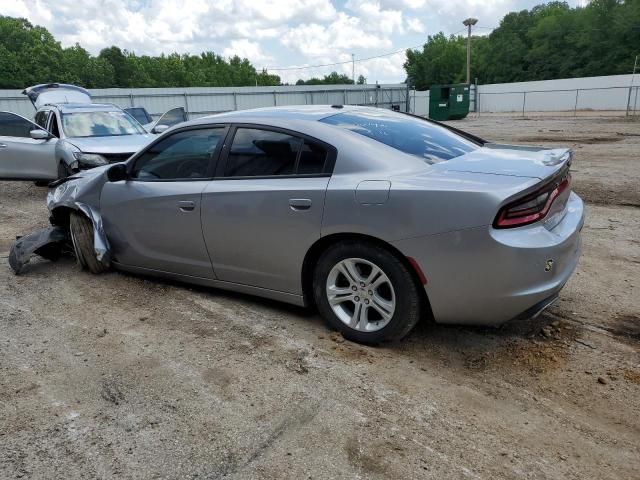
0,15,360,89
2,0,638,91
405,0,640,90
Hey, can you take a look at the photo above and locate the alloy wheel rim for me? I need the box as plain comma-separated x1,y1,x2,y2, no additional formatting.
326,257,396,332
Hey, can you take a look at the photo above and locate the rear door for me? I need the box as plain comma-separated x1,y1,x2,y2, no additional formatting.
100,126,228,278
201,125,335,294
0,111,58,180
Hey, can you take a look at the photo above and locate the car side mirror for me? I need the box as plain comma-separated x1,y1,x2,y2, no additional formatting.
107,163,128,182
30,129,50,140
152,124,169,134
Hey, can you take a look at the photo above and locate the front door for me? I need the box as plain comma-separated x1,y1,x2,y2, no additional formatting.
201,126,333,294
100,127,227,279
0,112,57,180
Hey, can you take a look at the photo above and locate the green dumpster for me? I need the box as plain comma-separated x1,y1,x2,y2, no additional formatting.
428,84,470,120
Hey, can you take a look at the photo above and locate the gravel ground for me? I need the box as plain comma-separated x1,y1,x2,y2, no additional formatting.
1,114,639,479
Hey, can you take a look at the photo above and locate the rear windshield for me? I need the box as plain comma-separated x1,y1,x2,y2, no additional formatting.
320,110,478,163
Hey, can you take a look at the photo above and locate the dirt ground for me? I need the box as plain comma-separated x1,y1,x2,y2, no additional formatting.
1,114,639,479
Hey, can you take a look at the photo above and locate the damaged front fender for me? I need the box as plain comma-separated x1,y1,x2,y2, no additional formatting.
75,202,110,264
48,164,112,267
9,226,69,274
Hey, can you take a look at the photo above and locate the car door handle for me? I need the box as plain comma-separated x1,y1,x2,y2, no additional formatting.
289,198,312,210
178,200,196,212
0,143,7,149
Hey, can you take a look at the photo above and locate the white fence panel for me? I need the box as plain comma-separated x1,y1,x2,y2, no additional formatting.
0,84,410,121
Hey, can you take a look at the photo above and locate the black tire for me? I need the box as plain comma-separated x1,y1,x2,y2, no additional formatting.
313,241,421,344
57,161,71,179
69,212,108,274
34,180,49,187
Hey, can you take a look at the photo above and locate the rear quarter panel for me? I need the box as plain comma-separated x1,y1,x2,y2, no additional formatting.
321,169,539,241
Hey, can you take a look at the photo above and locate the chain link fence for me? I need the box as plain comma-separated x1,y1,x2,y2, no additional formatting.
475,85,640,117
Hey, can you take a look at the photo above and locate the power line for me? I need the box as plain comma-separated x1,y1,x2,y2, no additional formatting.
265,47,417,71
265,28,468,72
260,22,640,73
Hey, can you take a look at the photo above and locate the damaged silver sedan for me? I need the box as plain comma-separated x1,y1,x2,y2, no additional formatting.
10,106,583,344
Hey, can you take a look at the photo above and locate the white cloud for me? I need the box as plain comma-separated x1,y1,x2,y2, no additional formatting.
223,39,273,66
406,17,425,33
281,13,394,57
3,0,584,83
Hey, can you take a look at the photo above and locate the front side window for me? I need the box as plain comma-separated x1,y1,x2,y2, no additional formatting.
48,113,60,137
225,128,329,177
132,128,224,180
35,111,49,130
62,111,146,138
0,112,36,138
320,110,479,163
124,107,152,125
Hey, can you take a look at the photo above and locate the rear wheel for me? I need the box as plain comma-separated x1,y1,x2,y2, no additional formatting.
313,242,421,343
69,212,108,274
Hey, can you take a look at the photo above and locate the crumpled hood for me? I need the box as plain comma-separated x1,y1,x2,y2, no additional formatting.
47,165,110,211
66,134,153,154
439,143,572,180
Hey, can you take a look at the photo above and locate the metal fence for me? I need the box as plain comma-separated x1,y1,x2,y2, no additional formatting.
0,84,411,120
475,85,640,116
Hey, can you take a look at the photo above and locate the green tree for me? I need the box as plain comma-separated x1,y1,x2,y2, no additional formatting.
357,74,366,84
0,16,63,88
404,0,640,88
405,33,466,89
98,46,136,87
295,71,355,85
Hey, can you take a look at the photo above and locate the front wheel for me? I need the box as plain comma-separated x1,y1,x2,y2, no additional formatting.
69,212,108,274
313,242,421,344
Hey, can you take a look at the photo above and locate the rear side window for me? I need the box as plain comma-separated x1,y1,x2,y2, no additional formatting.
224,128,328,177
320,110,478,163
298,141,328,174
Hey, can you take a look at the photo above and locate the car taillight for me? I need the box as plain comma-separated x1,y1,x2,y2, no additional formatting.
494,173,571,229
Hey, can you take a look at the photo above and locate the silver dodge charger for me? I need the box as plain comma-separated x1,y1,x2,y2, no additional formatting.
10,105,584,344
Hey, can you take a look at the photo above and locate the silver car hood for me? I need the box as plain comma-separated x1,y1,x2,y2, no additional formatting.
66,134,153,154
441,144,571,180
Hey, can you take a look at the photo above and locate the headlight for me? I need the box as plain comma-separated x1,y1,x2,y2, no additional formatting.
73,152,108,167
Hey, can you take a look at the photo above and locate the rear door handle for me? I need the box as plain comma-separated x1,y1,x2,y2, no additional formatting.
178,200,196,212
289,198,312,210
0,143,7,149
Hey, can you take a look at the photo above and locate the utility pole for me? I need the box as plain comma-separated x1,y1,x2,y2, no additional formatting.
626,54,638,116
352,53,355,84
463,18,478,85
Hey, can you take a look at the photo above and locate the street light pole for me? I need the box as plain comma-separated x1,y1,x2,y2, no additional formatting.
463,18,478,85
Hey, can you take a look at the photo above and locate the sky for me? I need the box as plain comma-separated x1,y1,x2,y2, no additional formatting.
3,0,584,84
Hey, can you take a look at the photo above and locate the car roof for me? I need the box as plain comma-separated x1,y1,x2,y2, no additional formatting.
50,103,124,113
198,104,374,123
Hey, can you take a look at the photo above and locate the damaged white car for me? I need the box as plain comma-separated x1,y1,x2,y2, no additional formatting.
0,83,186,181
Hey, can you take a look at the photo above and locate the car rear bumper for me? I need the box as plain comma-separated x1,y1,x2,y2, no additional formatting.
392,192,584,326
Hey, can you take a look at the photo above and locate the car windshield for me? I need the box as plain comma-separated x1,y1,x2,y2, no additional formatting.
62,111,146,138
320,110,479,163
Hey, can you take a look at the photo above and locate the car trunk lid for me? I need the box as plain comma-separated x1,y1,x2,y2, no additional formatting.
23,83,91,109
441,143,572,180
